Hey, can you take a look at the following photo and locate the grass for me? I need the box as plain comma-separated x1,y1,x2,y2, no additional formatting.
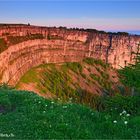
39,65,75,99
83,57,109,68
17,58,120,106
0,87,140,139
18,68,39,84
83,57,95,65
64,62,83,74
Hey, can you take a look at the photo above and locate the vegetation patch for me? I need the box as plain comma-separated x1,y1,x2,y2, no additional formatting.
84,57,108,68
0,86,140,139
17,58,121,108
64,62,83,74
18,68,39,84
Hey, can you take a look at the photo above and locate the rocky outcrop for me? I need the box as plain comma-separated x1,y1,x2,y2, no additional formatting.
0,24,140,85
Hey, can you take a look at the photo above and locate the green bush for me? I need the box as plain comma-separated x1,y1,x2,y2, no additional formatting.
0,83,14,90
65,62,83,74
119,54,140,95
83,58,108,68
81,73,86,79
0,93,12,113
104,94,140,115
83,58,95,65
90,73,99,81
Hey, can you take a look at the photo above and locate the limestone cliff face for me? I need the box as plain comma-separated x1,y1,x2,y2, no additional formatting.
0,25,140,85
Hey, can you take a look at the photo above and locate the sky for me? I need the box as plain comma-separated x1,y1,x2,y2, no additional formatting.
0,0,140,34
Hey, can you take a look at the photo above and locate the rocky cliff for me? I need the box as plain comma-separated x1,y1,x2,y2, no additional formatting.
0,24,140,85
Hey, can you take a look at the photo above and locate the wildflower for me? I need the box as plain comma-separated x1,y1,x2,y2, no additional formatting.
113,120,117,123
124,121,128,125
43,111,46,113
10,133,14,137
38,101,41,104
0,133,14,137
91,113,94,115
126,114,130,117
45,104,48,107
120,113,122,116
122,110,126,114
63,106,67,109
51,101,54,104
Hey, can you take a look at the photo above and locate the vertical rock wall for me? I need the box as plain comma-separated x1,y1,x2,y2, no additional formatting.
0,25,140,85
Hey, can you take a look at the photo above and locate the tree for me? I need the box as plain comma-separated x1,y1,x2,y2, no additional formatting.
119,43,140,95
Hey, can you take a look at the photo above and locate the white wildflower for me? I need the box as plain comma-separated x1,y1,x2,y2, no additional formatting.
10,133,14,137
122,110,126,114
45,104,48,107
113,120,117,123
124,121,128,125
51,101,54,104
63,106,67,109
91,113,94,115
126,114,130,117
0,133,14,137
120,113,122,116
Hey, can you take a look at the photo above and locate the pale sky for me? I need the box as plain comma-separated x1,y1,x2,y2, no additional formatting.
0,0,140,34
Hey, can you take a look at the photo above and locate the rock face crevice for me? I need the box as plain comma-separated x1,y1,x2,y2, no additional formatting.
106,34,113,63
0,25,140,85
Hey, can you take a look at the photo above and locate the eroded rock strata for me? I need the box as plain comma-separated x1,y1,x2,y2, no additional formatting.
0,24,140,85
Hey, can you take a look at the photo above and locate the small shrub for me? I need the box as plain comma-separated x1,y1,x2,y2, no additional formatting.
65,62,83,74
83,58,95,65
83,58,108,68
0,83,14,90
90,73,99,81
104,94,140,115
0,93,12,113
87,67,91,72
81,73,86,79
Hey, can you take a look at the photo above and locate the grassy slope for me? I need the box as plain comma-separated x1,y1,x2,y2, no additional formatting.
17,58,121,106
1,57,140,139
0,88,140,139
